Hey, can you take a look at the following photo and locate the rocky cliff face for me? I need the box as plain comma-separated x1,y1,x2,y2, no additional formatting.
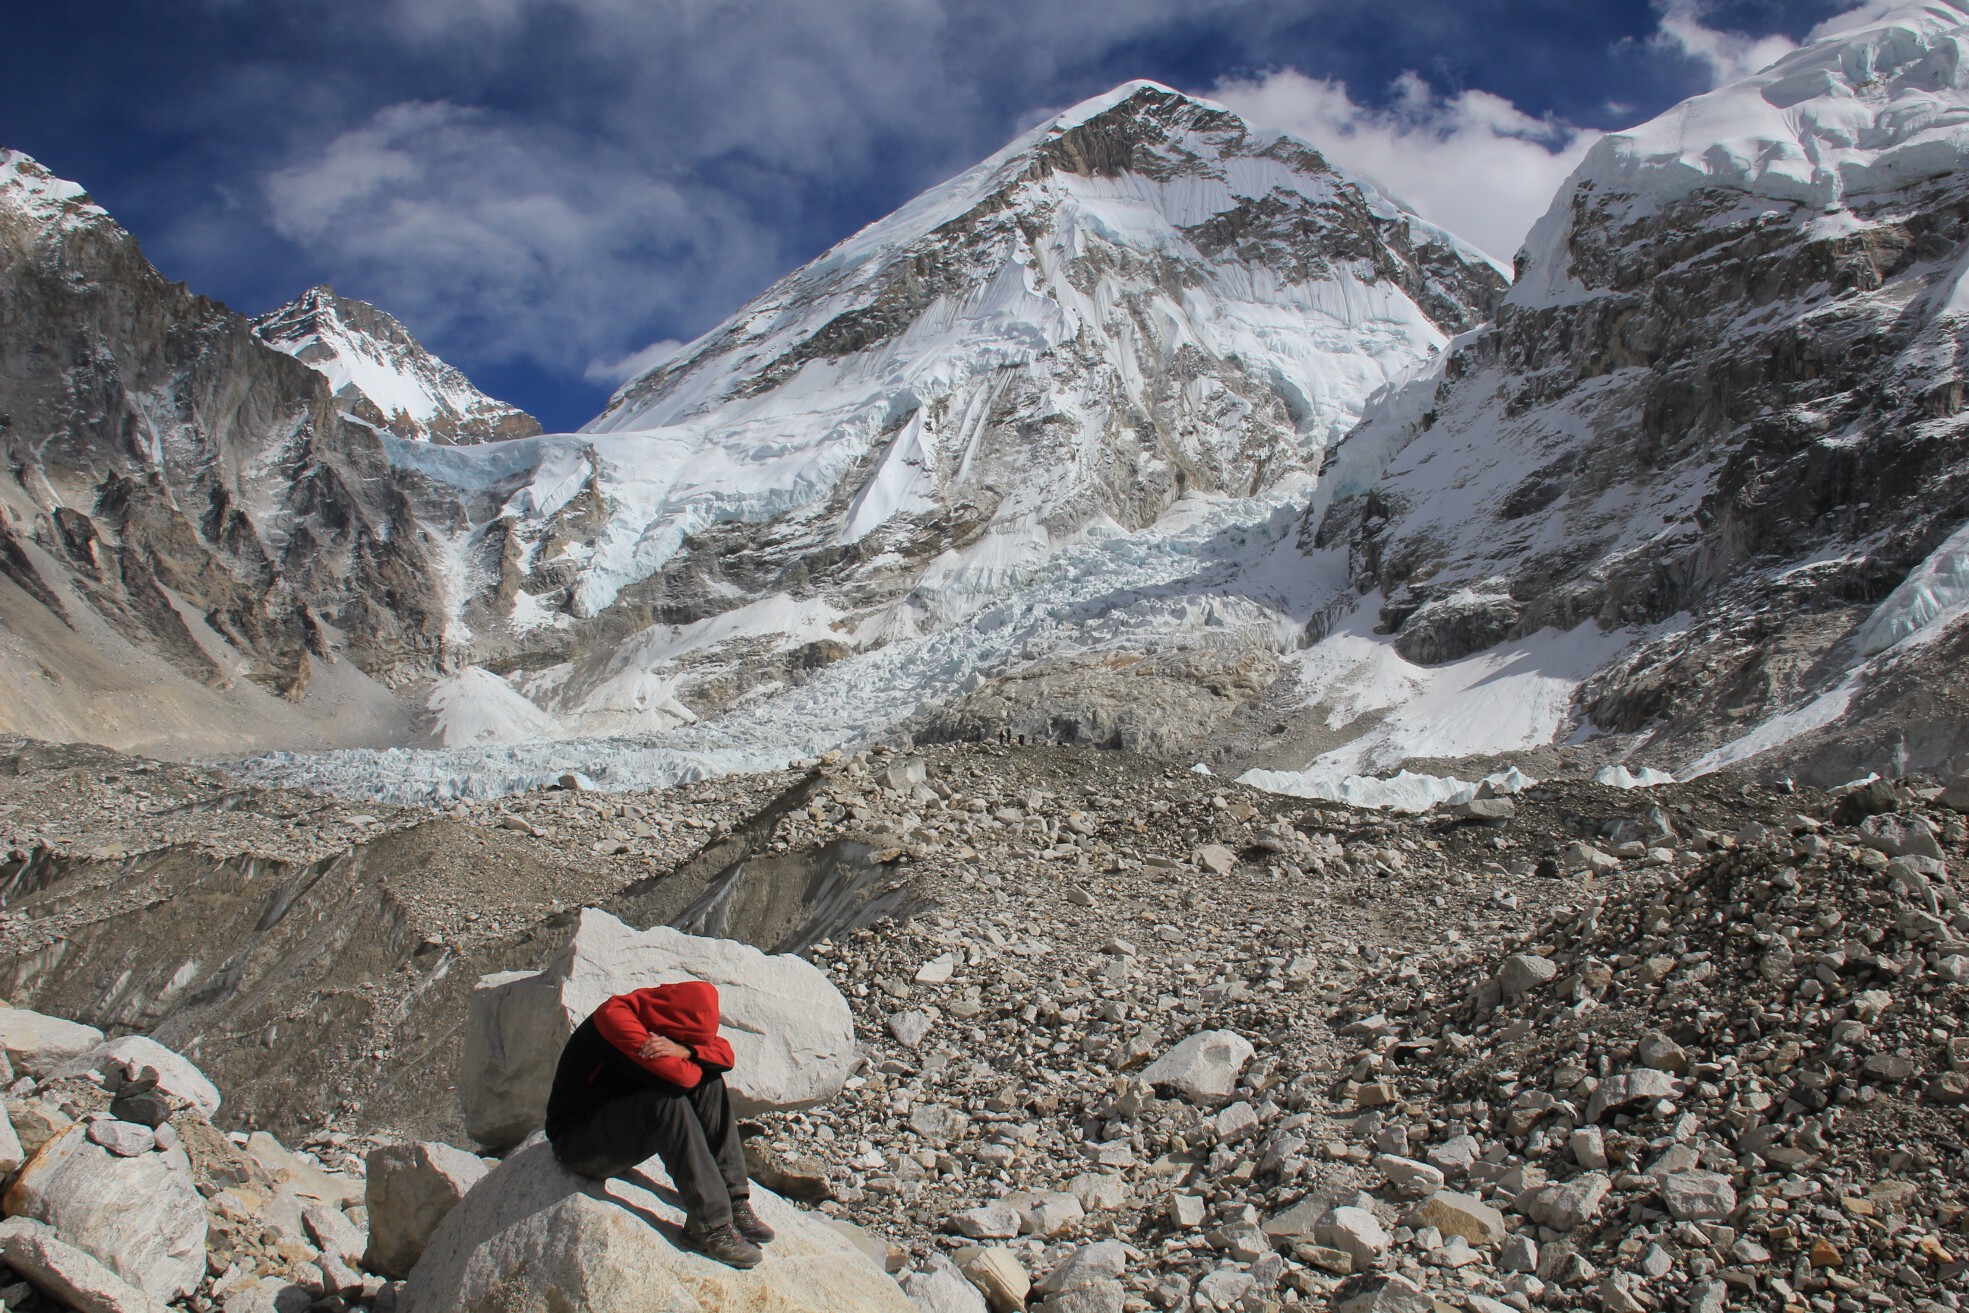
254,287,541,446
1284,0,1969,786
0,151,453,751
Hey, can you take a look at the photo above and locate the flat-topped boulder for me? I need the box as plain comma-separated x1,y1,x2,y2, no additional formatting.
459,908,857,1148
0,1007,103,1077
398,1138,913,1313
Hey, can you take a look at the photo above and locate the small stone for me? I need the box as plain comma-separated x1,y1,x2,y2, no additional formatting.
1497,954,1558,998
1020,1192,1084,1237
1354,1080,1398,1109
1925,1071,1969,1105
1569,1126,1608,1170
959,1246,1030,1313
1035,1240,1127,1294
1405,1190,1505,1247
904,1253,988,1313
1373,1154,1445,1197
1585,1069,1681,1122
1331,1272,1429,1313
1194,1267,1255,1307
1067,1173,1129,1212
1168,1195,1207,1229
1634,1030,1688,1074
950,1204,1023,1240
85,1119,155,1157
1500,1234,1539,1273
1518,1172,1611,1233
1424,1134,1481,1178
1560,842,1620,875
1659,1171,1737,1222
907,1103,970,1145
1194,844,1237,875
1138,1030,1254,1105
1314,1205,1389,1268
887,1010,935,1049
1449,798,1516,822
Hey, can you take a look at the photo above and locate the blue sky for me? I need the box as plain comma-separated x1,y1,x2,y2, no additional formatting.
8,0,1853,431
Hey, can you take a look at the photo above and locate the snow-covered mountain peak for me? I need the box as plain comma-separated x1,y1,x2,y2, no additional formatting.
0,150,111,237
253,286,540,445
591,80,1499,435
1516,0,1969,306
337,80,1509,763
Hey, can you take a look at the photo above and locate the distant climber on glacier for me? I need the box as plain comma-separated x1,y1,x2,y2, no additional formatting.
544,980,775,1268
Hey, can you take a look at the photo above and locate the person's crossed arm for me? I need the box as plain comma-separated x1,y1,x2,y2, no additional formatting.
594,994,704,1086
638,1033,691,1063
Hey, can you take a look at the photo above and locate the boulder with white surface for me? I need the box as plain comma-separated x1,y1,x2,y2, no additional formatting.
458,908,857,1148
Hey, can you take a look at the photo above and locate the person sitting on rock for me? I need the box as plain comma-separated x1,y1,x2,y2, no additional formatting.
544,979,775,1268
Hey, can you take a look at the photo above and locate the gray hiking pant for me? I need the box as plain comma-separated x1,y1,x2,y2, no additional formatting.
549,1072,751,1227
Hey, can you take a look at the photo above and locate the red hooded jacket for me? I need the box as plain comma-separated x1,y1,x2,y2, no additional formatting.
589,981,736,1089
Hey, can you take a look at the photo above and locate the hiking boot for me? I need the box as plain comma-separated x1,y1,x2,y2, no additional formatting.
683,1219,763,1269
729,1199,776,1245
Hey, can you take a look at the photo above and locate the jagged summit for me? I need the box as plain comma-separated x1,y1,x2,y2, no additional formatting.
593,79,1500,435
0,149,111,237
254,286,541,445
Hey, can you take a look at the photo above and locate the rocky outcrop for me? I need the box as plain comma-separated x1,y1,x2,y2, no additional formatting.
0,150,453,751
54,1035,222,1118
0,1217,171,1313
2,1121,206,1302
397,1139,914,1313
459,908,857,1148
0,1006,102,1075
1299,4,1969,783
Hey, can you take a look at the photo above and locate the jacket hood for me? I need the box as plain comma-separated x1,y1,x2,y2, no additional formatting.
640,980,723,1046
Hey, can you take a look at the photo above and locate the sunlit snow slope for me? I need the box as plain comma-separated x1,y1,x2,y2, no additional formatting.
254,287,541,445
245,7,1969,803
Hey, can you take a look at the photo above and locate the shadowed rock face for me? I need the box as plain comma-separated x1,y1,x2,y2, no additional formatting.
1302,56,1969,782
0,151,455,737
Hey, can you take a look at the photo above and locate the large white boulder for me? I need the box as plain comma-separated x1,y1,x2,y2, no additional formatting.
53,1035,222,1119
0,1217,170,1313
398,1138,915,1313
459,908,858,1148
1,1123,205,1303
364,1141,490,1279
0,1007,103,1077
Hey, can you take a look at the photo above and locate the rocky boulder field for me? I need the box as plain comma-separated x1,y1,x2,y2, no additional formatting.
0,737,1965,1313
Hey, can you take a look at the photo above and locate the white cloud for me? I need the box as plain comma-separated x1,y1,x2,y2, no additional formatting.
1651,0,1799,87
1211,70,1599,265
264,103,777,375
583,339,684,386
